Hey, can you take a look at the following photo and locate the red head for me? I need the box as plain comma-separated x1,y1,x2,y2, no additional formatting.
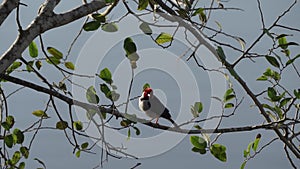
143,87,153,98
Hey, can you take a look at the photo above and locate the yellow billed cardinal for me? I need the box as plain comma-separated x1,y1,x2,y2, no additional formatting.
139,87,178,127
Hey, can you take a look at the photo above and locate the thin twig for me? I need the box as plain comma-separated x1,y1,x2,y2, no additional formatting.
65,17,88,61
256,0,265,29
284,145,298,169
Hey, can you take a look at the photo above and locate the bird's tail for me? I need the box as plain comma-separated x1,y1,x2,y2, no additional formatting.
168,118,179,128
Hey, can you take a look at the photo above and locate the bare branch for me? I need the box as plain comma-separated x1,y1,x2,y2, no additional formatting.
0,0,19,26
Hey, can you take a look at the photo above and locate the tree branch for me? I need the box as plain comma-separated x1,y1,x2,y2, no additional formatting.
0,74,294,136
0,0,19,26
0,0,107,74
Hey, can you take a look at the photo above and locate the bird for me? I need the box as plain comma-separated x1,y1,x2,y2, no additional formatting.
139,87,178,127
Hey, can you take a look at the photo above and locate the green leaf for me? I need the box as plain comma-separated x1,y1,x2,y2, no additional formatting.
26,61,34,72
280,98,292,108
75,150,81,158
263,67,273,77
194,125,202,130
58,81,67,91
252,135,261,152
99,111,107,120
223,88,235,102
198,10,207,23
46,56,61,65
64,62,75,70
272,71,281,81
286,60,293,66
245,141,253,157
262,104,275,112
190,106,198,118
120,120,130,127
265,55,280,68
1,122,11,131
194,102,203,113
56,121,68,130
224,95,235,102
86,108,97,120
20,146,29,159
6,115,15,129
139,22,152,35
83,21,101,31
19,162,25,169
47,47,63,59
256,75,268,81
274,106,283,119
73,121,83,131
192,8,204,16
190,136,207,149
13,128,24,144
99,68,113,84
243,149,249,158
123,37,137,56
267,87,278,101
92,14,106,23
294,89,300,99
215,21,222,30
29,41,38,58
2,116,15,131
286,54,300,66
138,0,149,10
100,83,112,99
4,134,14,148
210,144,227,162
11,151,21,165
266,110,278,121
6,61,22,74
240,161,247,169
283,49,290,57
86,86,100,104
279,41,299,49
224,103,234,108
216,46,226,61
127,128,131,140
263,68,281,81
102,23,118,32
278,36,288,49
32,110,48,118
155,33,173,45
275,34,289,39
81,142,89,149
35,60,42,70
191,147,206,154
